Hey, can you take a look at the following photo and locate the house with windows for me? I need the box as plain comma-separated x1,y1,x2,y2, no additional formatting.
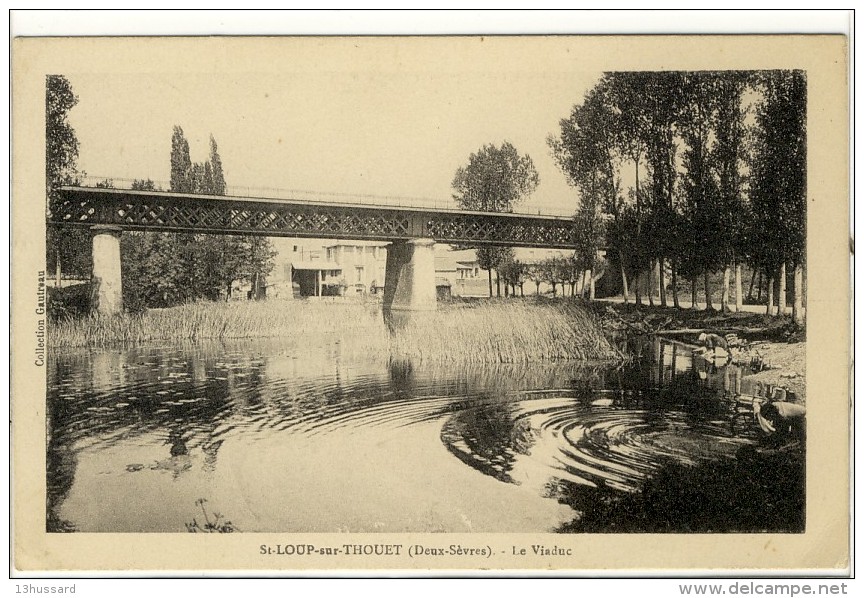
325,242,388,295
434,248,488,297
270,239,388,298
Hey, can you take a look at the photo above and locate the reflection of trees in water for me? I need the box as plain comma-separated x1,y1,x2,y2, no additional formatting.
536,338,795,533
46,344,258,522
387,358,416,390
441,401,532,484
47,333,772,530
419,361,610,485
437,337,767,499
46,401,78,532
591,337,754,435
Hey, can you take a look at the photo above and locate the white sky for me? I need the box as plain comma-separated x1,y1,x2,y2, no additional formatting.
65,62,599,217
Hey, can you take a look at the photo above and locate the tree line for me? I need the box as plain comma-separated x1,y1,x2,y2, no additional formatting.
452,70,806,324
550,70,806,323
46,75,275,312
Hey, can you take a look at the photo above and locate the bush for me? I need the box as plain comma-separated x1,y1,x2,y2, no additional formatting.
47,283,91,321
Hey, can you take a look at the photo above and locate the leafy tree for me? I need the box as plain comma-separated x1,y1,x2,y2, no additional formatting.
561,255,580,297
474,247,499,298
185,132,276,301
573,208,603,299
123,127,275,307
235,236,277,300
196,136,245,300
585,72,678,307
132,178,157,190
553,72,686,307
550,69,804,319
538,256,566,298
498,250,525,297
748,70,806,322
46,75,89,284
46,76,79,193
526,262,545,296
638,72,684,308
603,72,653,305
122,231,184,309
168,126,200,301
549,84,615,303
171,127,275,302
120,178,187,308
678,72,725,311
605,202,642,303
713,73,750,312
202,161,214,195
452,142,539,297
190,162,206,196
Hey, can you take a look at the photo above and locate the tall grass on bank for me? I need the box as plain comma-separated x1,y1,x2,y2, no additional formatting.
49,298,619,362
49,300,387,348
390,300,619,362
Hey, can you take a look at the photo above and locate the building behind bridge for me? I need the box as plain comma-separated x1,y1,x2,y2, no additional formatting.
266,239,582,300
267,239,387,298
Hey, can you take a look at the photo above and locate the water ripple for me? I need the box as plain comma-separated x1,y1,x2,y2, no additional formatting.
47,337,769,532
441,394,755,493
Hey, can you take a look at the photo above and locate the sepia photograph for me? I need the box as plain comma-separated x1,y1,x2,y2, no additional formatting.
11,21,850,575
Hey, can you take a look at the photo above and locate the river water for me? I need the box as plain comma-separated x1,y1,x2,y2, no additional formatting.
47,335,769,533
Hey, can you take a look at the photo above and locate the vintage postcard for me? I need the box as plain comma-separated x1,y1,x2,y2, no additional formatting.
11,32,849,574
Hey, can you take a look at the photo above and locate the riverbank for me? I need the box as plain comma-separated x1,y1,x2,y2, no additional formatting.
593,301,806,402
48,297,619,363
557,444,805,533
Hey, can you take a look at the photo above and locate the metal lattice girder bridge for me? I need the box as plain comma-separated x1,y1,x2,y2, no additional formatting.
54,186,578,249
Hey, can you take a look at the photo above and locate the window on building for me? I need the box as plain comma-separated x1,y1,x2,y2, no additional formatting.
355,266,364,283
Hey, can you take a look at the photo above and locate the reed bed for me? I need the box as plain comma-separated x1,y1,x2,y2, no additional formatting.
49,298,619,363
49,300,387,348
389,300,619,362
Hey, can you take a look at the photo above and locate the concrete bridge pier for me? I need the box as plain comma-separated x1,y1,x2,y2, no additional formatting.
383,238,437,312
90,225,123,316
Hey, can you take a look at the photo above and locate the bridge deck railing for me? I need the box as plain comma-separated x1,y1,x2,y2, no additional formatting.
72,175,575,218
52,185,580,249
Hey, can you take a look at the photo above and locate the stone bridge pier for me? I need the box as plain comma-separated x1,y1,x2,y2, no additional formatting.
382,238,437,312
90,225,123,316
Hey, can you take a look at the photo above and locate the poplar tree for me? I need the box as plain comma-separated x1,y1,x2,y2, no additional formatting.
170,126,194,194
749,70,807,322
549,82,617,302
713,73,750,312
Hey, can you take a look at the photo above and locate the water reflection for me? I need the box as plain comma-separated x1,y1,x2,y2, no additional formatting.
47,336,788,533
